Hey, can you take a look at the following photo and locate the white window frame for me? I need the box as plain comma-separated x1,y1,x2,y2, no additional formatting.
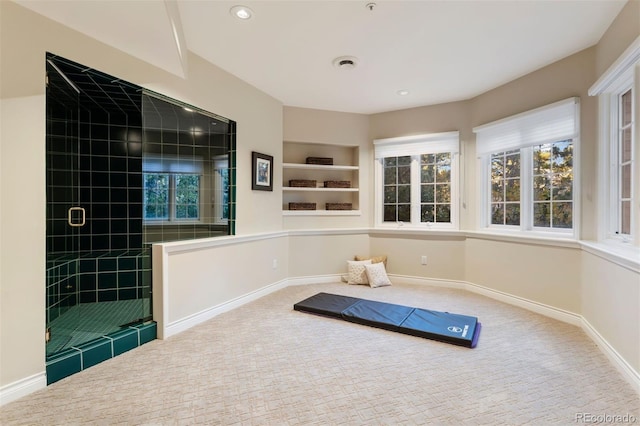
212,155,229,225
474,98,580,238
589,37,640,247
143,155,203,225
373,132,460,230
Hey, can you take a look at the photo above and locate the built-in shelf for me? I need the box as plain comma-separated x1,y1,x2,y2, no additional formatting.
283,141,360,215
283,210,362,216
283,187,359,192
283,163,359,171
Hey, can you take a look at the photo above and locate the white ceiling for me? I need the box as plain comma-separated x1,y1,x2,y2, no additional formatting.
15,0,627,114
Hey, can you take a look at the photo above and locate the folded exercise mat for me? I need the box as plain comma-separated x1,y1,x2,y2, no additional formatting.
294,292,481,348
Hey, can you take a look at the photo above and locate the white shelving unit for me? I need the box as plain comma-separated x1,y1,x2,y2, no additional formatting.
282,142,360,216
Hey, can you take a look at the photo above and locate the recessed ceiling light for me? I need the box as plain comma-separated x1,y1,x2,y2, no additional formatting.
333,56,358,70
230,5,253,20
183,107,194,112
397,90,410,96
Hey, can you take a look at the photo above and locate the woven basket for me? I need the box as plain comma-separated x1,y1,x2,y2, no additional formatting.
326,203,352,210
289,202,317,210
306,157,333,165
324,180,351,188
289,179,317,188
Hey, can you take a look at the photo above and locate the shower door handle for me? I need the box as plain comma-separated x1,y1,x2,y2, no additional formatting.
67,207,86,227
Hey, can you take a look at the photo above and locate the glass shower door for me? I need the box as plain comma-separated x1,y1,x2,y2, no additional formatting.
45,59,83,355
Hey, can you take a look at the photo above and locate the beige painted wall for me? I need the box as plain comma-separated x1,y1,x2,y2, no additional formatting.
0,2,283,389
0,95,47,386
581,252,640,373
594,0,640,77
164,237,289,324
465,238,582,314
287,233,370,277
369,233,466,281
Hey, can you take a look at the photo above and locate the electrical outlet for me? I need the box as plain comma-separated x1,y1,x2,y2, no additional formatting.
421,255,427,265
272,259,278,269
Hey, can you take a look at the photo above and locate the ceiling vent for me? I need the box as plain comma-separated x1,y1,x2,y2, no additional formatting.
333,56,358,70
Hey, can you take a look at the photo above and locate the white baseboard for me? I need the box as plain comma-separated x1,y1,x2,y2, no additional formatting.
390,274,582,326
581,317,640,394
164,278,290,339
0,372,46,406
286,274,343,286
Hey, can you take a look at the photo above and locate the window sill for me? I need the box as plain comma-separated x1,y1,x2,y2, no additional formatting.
467,230,581,249
143,221,204,226
581,240,640,273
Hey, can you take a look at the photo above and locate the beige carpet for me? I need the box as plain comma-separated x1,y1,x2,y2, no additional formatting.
2,282,639,425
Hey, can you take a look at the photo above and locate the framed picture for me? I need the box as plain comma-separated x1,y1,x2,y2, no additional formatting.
251,151,273,191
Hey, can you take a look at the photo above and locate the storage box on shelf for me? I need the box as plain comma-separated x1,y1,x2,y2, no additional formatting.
326,203,352,210
289,202,316,210
289,179,317,188
283,141,360,216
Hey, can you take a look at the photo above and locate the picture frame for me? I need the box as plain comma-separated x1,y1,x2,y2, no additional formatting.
251,151,273,191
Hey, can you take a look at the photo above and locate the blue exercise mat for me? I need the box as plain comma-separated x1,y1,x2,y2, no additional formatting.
294,292,481,348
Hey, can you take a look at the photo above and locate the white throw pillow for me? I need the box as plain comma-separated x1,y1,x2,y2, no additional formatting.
364,262,392,288
347,259,372,285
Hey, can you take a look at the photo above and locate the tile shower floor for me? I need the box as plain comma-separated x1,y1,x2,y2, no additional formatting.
47,299,151,355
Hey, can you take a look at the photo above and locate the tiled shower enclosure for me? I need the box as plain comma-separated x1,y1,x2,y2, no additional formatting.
45,53,236,383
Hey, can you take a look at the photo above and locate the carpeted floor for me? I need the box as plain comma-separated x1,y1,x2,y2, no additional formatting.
2,282,639,425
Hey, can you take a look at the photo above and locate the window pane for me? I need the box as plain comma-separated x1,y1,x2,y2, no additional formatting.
505,153,520,178
175,174,200,220
534,202,550,227
552,141,572,171
552,202,572,228
398,156,412,166
553,174,573,201
398,165,411,184
397,185,411,203
143,173,169,220
435,205,451,223
384,166,397,185
533,146,551,175
621,164,631,199
622,128,632,163
490,150,520,226
505,179,520,202
421,184,434,203
622,89,632,126
384,186,397,203
492,181,503,202
505,204,520,225
398,204,411,222
534,140,573,228
421,154,435,164
491,156,503,178
491,204,504,225
383,155,414,224
436,163,451,182
436,184,450,203
421,205,434,222
534,176,550,201
421,164,435,183
621,200,631,235
383,205,396,222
